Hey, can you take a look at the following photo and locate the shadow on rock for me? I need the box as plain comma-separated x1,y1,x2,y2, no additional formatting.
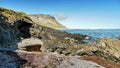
0,15,32,67
0,50,27,68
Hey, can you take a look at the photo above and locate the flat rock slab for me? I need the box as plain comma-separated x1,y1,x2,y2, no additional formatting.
80,55,120,68
0,48,106,68
16,51,104,68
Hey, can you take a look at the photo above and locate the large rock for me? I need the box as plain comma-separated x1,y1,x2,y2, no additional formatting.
77,38,120,63
0,7,33,48
0,49,105,68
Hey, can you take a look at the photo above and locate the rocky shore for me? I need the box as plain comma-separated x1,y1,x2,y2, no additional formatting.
0,7,120,68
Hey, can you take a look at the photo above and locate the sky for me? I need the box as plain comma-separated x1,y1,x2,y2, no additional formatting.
0,0,120,29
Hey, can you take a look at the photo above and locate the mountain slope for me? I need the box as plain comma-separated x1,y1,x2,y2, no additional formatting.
28,14,65,28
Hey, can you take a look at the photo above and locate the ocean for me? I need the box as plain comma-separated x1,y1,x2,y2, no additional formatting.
60,29,120,41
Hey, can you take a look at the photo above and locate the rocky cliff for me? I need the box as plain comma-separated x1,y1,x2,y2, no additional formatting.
0,7,33,47
0,7,120,68
0,7,85,48
28,14,65,28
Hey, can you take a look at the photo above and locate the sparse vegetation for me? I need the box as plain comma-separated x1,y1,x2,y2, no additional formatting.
42,23,65,28
0,7,27,17
28,14,65,28
17,11,27,16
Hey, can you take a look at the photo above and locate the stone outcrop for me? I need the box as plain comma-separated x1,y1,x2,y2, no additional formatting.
76,38,120,63
0,49,105,68
0,7,85,48
28,14,65,28
0,7,33,48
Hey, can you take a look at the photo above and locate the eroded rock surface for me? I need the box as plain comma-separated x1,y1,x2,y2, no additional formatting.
80,56,120,68
76,38,120,63
0,49,105,68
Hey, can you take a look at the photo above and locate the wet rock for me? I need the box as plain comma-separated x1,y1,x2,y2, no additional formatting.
84,35,91,40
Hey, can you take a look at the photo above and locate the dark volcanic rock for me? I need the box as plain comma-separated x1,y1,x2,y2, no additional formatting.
0,7,33,47
0,50,27,68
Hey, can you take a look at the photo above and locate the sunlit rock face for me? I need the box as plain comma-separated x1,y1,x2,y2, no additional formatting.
28,14,66,28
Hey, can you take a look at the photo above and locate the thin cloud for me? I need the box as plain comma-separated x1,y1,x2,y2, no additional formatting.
55,13,68,21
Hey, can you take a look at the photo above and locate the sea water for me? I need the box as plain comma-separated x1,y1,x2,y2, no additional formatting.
60,29,120,41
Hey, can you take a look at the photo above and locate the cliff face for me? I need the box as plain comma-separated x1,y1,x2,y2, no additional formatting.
28,14,65,28
0,7,33,47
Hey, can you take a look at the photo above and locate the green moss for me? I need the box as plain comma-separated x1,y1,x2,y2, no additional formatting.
0,7,27,17
17,11,27,16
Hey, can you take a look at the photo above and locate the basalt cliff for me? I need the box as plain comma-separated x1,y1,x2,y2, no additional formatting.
0,7,120,68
